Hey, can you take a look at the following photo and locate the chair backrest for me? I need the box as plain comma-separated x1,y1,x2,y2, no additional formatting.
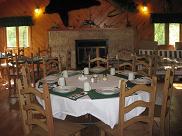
88,55,109,69
38,47,52,57
21,63,35,87
7,53,19,76
160,68,174,135
117,49,134,59
5,49,13,57
17,72,54,136
119,76,157,136
43,56,62,77
18,47,25,57
133,55,153,76
117,57,134,71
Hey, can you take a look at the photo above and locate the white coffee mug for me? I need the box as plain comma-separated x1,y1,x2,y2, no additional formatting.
84,67,89,75
62,70,68,78
110,68,115,75
128,72,135,80
84,82,91,91
58,77,65,87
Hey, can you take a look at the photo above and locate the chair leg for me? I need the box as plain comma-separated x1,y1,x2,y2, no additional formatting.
100,129,105,136
160,123,165,136
75,132,81,136
167,111,171,136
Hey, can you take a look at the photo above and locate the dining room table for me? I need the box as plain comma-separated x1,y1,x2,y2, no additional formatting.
36,70,151,129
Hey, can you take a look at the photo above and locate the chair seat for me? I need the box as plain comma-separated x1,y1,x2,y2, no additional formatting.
96,121,151,136
28,119,85,136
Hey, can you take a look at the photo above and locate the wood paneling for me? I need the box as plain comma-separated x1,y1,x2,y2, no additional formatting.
0,0,181,55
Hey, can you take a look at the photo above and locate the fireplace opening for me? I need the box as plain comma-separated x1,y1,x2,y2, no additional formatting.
76,39,108,69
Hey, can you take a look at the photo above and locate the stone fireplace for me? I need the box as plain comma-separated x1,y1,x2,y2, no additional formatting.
48,27,135,69
76,39,108,69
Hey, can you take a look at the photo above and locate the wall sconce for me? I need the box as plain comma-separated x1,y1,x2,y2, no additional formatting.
34,6,42,16
142,4,148,13
139,1,149,15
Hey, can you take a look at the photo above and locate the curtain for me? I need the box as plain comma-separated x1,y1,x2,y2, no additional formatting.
151,13,182,23
0,16,33,27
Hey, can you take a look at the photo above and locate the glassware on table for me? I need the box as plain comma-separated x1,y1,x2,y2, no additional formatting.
110,67,115,75
58,77,66,87
102,73,108,81
62,70,68,78
83,67,89,75
128,72,135,80
84,81,91,91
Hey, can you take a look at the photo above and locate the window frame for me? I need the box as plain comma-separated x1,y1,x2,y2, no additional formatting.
154,23,182,47
5,26,31,49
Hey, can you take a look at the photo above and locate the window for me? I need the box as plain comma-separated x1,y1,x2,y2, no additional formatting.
6,26,30,48
154,23,181,46
169,23,180,45
154,23,165,45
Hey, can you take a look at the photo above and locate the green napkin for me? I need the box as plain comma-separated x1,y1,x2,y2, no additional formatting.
126,81,136,88
87,89,119,99
135,74,144,79
50,88,86,101
115,73,128,79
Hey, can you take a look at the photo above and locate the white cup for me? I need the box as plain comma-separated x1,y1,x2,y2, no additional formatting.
62,70,68,78
110,68,115,75
58,77,65,87
84,67,89,75
128,72,135,80
84,82,91,91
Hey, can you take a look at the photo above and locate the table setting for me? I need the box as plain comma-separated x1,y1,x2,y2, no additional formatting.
37,67,151,100
36,67,151,128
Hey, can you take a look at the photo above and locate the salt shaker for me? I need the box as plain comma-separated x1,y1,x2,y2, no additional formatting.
91,76,95,83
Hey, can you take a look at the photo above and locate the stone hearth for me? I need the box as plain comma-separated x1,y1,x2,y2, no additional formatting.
48,27,135,69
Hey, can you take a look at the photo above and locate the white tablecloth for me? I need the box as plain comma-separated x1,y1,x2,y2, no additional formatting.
36,74,149,129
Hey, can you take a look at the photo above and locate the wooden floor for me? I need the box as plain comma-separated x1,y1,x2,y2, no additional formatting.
0,81,182,136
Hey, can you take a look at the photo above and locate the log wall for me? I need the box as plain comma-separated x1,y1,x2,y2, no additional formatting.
0,0,181,56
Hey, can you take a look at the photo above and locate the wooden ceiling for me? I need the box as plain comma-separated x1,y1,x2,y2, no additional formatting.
0,0,6,4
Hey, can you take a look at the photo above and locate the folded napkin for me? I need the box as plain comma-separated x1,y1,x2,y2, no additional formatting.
50,88,87,101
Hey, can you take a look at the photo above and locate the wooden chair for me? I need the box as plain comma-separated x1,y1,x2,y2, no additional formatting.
17,67,85,136
133,55,153,76
38,47,52,57
158,68,174,136
88,55,109,69
117,57,135,71
96,76,157,136
18,47,25,57
143,68,174,136
7,53,19,97
43,56,62,77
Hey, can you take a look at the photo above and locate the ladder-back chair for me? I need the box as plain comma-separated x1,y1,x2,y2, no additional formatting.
97,76,157,136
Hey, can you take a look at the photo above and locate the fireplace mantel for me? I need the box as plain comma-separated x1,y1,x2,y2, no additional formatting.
48,28,135,69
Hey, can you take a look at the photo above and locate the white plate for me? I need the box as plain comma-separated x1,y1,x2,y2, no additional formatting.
131,78,151,84
45,75,58,82
96,87,119,95
117,71,137,76
90,67,106,73
53,86,75,93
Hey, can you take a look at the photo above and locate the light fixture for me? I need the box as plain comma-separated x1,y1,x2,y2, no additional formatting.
142,5,148,13
142,0,148,13
34,6,42,16
138,0,149,15
34,6,40,13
